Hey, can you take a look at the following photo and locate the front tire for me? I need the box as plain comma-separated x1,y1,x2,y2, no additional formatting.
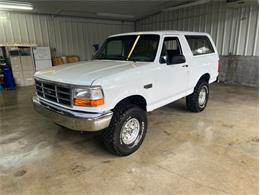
102,104,147,156
186,80,209,112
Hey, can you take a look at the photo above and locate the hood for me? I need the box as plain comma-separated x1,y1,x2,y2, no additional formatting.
34,60,138,85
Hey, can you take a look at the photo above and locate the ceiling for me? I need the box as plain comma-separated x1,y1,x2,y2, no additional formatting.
2,0,197,21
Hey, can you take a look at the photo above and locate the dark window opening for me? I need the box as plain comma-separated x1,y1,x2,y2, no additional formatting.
160,37,184,65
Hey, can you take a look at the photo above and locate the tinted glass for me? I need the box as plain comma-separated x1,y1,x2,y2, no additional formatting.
185,35,214,55
106,40,123,56
129,35,160,62
95,35,137,60
94,35,160,62
161,37,184,65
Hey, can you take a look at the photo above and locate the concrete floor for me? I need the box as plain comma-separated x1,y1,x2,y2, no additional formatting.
0,83,258,195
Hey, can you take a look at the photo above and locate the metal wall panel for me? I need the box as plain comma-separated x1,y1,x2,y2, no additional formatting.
0,12,134,60
136,2,259,56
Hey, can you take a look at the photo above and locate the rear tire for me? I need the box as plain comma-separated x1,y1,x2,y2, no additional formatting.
186,80,209,112
102,104,147,156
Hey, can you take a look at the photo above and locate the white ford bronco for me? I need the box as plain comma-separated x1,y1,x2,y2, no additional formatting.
33,31,219,156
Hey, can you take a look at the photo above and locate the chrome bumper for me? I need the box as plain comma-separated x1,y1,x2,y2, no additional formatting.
32,96,113,132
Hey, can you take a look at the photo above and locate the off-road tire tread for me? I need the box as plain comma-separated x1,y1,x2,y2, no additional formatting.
186,80,208,112
102,104,136,156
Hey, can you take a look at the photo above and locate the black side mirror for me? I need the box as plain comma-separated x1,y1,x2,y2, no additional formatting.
92,44,99,52
159,55,167,64
168,55,186,65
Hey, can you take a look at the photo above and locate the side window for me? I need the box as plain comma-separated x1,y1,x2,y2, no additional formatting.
160,37,185,65
185,35,214,55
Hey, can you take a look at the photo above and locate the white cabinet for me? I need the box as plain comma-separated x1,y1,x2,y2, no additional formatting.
9,47,35,86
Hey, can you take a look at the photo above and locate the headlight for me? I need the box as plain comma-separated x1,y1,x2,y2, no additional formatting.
73,86,104,107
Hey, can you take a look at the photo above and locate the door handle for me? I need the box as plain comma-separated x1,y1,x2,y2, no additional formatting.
182,65,189,67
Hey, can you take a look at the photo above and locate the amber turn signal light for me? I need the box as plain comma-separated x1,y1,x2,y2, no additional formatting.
73,98,104,107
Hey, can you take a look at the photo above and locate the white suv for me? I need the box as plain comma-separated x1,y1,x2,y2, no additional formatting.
33,31,219,156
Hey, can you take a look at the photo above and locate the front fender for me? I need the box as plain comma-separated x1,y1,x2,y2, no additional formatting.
108,89,148,110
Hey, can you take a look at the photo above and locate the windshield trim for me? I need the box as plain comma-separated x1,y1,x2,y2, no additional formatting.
94,34,160,62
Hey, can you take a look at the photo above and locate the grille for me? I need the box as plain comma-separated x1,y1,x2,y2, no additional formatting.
35,79,71,106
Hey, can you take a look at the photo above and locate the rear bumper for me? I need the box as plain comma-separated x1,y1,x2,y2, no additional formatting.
32,96,113,131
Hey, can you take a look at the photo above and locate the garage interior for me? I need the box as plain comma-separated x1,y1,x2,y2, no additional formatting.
0,0,258,194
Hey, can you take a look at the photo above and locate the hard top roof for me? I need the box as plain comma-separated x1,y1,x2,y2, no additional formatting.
109,30,210,37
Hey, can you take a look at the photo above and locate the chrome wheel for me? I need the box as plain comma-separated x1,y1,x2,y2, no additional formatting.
198,86,207,107
120,118,140,145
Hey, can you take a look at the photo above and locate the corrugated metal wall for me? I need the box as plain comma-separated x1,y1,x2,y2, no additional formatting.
0,12,134,60
136,1,259,56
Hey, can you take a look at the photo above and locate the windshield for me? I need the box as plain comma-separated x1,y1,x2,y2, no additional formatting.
94,35,160,62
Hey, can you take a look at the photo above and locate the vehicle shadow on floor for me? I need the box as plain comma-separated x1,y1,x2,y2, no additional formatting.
53,125,114,157
51,99,188,158
158,98,188,113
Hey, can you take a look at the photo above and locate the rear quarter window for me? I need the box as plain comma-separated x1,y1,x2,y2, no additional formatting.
185,35,215,56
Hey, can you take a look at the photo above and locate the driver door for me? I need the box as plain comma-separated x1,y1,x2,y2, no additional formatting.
153,35,189,105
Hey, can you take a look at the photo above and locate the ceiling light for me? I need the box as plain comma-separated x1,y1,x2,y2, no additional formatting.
0,2,33,10
162,0,209,12
96,12,134,19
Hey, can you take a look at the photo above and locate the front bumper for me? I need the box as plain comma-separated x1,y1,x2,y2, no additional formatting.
32,96,113,131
